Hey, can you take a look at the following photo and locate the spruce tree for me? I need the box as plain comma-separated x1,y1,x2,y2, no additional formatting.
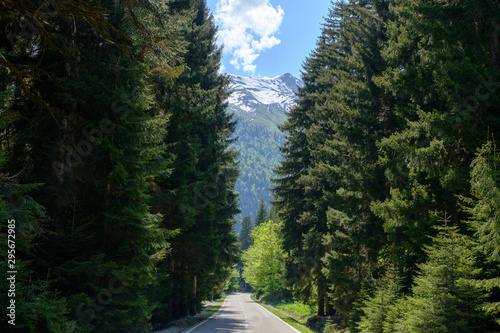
2,1,184,331
237,215,253,291
254,197,269,226
1,0,241,330
239,215,253,252
268,205,280,222
466,141,500,324
149,0,239,321
272,31,325,314
273,1,358,315
0,147,75,332
274,0,393,318
357,267,402,333
395,225,487,332
372,0,500,288
306,1,393,320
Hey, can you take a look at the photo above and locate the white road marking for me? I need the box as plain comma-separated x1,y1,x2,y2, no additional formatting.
250,295,302,333
184,294,301,333
183,298,227,333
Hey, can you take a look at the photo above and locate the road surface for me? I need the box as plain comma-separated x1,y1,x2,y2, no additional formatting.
184,293,300,333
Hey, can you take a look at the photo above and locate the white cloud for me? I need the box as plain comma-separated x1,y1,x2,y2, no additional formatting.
252,35,281,51
215,0,284,73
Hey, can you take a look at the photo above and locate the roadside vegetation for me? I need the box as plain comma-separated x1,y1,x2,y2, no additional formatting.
238,0,500,331
153,297,226,333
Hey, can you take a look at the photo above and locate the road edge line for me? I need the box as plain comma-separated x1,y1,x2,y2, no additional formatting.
182,297,227,333
252,298,302,333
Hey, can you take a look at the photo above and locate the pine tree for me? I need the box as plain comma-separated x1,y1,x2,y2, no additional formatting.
149,0,239,321
2,0,184,331
305,1,394,320
357,267,402,333
239,215,254,252
254,197,269,226
466,141,500,324
394,225,487,332
371,0,500,288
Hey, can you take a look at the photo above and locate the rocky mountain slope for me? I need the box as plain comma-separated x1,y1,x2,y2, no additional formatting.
228,73,303,130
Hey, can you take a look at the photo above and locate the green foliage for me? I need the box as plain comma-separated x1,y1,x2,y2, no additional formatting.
357,268,402,333
242,220,288,301
233,118,285,222
2,0,500,331
275,0,392,318
469,141,500,263
238,215,253,252
0,152,75,332
466,141,500,321
1,0,239,331
278,302,317,320
372,0,500,286
254,197,269,226
273,0,500,329
272,2,330,311
223,267,240,294
148,0,239,321
393,225,487,333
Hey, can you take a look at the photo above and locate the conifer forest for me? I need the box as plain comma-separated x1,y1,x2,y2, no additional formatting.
1,0,500,332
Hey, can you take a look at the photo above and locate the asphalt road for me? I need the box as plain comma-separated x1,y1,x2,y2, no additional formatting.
184,293,300,333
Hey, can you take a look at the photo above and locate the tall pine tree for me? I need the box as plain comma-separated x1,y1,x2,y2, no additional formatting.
371,0,500,289
239,215,253,252
2,1,185,331
149,0,239,321
466,141,500,324
254,197,269,226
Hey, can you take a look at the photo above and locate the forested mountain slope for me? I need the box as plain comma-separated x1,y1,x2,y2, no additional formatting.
227,74,303,224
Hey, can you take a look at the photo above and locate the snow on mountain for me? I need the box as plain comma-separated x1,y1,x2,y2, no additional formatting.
227,73,304,114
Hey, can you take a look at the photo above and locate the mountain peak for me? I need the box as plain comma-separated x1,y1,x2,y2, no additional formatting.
227,73,303,115
276,72,293,79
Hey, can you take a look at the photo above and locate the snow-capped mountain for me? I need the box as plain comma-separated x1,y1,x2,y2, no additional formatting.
227,73,303,114
227,73,303,223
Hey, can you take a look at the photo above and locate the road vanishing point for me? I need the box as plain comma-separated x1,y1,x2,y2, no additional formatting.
183,293,301,333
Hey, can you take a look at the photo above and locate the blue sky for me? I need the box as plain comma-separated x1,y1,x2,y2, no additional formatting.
206,0,332,79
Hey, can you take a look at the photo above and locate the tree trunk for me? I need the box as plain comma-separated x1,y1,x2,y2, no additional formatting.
191,275,197,315
326,297,335,316
317,286,325,316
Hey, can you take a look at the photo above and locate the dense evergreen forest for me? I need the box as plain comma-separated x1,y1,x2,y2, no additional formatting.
242,0,500,332
0,0,239,332
2,0,500,332
231,117,284,223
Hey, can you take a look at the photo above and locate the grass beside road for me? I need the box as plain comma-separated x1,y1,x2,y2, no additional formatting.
278,302,318,323
250,295,315,333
